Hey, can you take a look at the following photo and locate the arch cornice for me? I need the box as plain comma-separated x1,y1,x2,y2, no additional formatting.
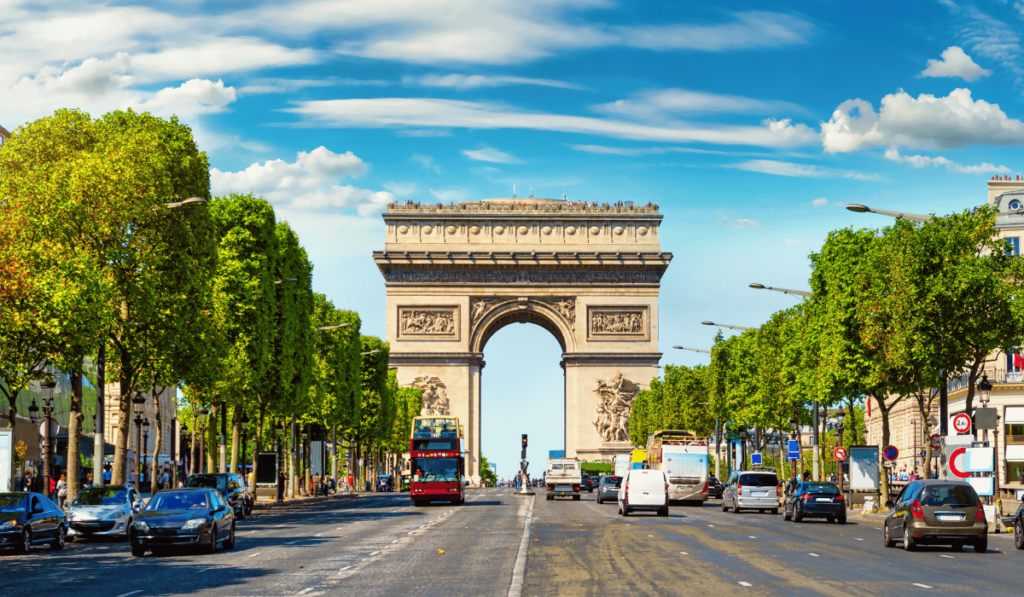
469,297,577,354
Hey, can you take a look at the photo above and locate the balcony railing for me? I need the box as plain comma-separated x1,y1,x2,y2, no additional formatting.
947,368,1022,392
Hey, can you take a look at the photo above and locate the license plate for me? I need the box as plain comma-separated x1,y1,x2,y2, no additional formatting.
816,498,831,502
753,491,768,497
938,515,963,522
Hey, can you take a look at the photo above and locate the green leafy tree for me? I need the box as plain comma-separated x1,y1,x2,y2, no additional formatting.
479,454,499,486
352,336,392,483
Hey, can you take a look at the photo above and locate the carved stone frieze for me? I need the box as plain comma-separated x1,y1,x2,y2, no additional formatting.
410,376,450,416
588,306,649,340
398,306,459,340
384,269,663,285
536,297,576,327
470,298,502,326
593,373,640,442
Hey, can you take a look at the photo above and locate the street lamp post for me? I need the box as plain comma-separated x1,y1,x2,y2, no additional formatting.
978,374,996,506
788,417,799,486
240,412,250,477
131,393,146,486
197,408,210,474
845,204,932,222
701,321,752,332
28,378,58,498
835,408,846,499
672,345,711,354
748,283,812,297
142,418,150,487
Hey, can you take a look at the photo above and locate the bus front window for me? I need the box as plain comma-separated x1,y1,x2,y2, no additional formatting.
411,458,460,483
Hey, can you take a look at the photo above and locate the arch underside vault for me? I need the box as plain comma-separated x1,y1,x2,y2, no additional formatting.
375,199,670,485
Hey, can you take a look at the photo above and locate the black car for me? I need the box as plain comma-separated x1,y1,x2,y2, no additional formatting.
186,473,251,519
0,492,66,553
707,476,724,499
783,481,846,524
130,488,235,557
581,474,595,493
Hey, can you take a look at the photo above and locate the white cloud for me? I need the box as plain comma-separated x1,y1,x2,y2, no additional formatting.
726,160,879,181
430,188,467,201
239,77,388,94
412,153,443,174
405,74,584,90
821,89,1024,153
919,46,992,82
286,98,818,148
812,197,828,206
462,147,522,164
210,147,393,215
883,147,1011,175
139,79,237,116
383,182,418,197
595,88,803,120
570,144,776,158
615,12,813,52
945,6,1024,85
717,216,760,229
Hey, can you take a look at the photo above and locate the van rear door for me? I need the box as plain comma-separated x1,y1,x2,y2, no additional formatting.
628,470,667,506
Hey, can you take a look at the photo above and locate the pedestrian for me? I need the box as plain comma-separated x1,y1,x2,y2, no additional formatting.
162,468,170,490
346,473,354,493
49,473,57,500
56,474,67,509
103,464,112,484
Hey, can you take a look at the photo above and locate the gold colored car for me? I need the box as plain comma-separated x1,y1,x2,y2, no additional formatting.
882,480,987,553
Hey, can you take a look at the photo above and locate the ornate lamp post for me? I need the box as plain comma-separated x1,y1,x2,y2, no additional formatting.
28,377,58,497
131,392,146,485
835,408,846,497
142,418,150,486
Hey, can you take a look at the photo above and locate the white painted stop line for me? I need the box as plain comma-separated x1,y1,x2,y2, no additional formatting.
913,583,932,589
749,536,756,539
116,591,143,597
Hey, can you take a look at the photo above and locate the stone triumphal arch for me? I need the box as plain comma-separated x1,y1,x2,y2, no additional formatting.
373,197,671,484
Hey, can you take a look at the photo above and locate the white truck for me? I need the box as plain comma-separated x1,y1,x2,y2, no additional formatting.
545,458,582,501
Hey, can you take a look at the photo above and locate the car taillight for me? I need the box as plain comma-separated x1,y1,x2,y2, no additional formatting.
776,484,782,497
624,482,629,494
976,501,986,521
737,484,743,496
835,494,844,503
911,500,925,519
665,482,670,493
800,494,812,502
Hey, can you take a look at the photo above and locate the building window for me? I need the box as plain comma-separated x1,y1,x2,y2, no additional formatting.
1007,423,1024,445
1007,237,1020,256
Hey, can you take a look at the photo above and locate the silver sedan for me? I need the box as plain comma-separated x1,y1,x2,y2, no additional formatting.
66,485,144,540
596,475,623,504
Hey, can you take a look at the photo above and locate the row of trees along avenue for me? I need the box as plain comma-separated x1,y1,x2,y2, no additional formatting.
0,109,421,502
631,206,1024,504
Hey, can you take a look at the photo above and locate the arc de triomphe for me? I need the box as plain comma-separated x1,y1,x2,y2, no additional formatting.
373,197,671,484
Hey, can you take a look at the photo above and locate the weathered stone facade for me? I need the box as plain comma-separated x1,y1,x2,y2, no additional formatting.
375,197,670,484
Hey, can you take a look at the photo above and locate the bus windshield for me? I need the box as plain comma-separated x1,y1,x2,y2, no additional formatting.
412,418,459,439
411,458,460,483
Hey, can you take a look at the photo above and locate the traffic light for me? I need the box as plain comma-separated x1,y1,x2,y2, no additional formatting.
522,434,528,448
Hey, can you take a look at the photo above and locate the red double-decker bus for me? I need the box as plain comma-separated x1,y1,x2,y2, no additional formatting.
410,416,464,506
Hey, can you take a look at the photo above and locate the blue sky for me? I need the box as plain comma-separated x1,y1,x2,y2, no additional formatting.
5,0,1024,475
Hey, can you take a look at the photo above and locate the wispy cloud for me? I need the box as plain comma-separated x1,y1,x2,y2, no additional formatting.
883,147,1010,174
717,215,760,229
412,153,443,174
725,160,879,181
595,88,805,121
430,188,467,201
405,74,585,90
812,197,828,206
462,146,522,163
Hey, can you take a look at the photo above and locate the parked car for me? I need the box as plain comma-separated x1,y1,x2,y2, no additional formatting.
1004,501,1024,550
722,470,780,514
782,481,845,524
186,473,250,519
596,475,622,504
130,488,235,557
883,480,987,553
0,492,66,553
66,484,144,540
618,469,669,517
707,476,724,499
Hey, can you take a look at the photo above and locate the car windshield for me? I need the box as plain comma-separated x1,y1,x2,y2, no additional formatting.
0,495,26,513
411,458,460,483
801,483,840,495
187,476,227,492
74,487,127,506
919,484,978,507
739,473,778,487
148,492,210,511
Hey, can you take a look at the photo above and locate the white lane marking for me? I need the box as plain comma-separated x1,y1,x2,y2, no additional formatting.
200,568,214,573
248,552,262,558
749,536,756,539
707,524,714,527
939,555,955,559
286,541,299,545
912,583,932,589
854,538,864,541
508,494,535,597
648,534,654,537
738,582,753,587
277,524,286,528
316,533,324,537
336,527,345,531
339,566,354,572
808,553,819,557
369,551,380,556
391,540,398,543
679,551,689,555
298,589,315,595
116,591,144,597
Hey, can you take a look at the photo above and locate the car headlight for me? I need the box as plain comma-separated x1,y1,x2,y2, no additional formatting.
134,521,149,533
182,518,205,530
0,520,16,530
105,508,129,521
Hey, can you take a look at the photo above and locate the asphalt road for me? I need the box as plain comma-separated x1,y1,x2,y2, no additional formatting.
5,488,1022,596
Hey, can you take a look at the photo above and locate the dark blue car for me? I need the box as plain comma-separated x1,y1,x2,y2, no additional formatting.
0,492,67,553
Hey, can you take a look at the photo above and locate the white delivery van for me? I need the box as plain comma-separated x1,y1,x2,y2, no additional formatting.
618,469,669,517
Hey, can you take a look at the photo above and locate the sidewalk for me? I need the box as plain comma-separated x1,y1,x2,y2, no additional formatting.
252,491,360,511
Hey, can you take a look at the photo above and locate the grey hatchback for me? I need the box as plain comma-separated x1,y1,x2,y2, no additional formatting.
883,480,987,553
596,475,622,505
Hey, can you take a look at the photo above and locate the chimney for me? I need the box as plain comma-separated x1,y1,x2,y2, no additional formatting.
988,174,1024,204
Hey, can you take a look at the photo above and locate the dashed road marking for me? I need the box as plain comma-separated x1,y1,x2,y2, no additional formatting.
855,538,864,541
679,551,689,555
707,524,714,527
369,550,380,556
247,552,262,558
316,533,324,537
808,553,819,557
939,555,955,559
285,541,299,545
116,591,143,597
297,588,315,595
912,583,932,589
749,536,756,539
339,566,354,572
738,582,753,587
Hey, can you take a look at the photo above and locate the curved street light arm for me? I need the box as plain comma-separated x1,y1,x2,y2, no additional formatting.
748,283,812,297
845,204,932,223
672,345,712,354
701,321,752,332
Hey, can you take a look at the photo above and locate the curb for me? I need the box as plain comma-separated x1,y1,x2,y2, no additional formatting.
252,492,361,511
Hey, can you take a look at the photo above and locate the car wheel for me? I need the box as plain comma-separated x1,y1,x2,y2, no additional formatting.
207,525,218,554
596,497,602,505
883,523,895,548
223,523,235,550
837,516,846,525
50,524,65,550
660,507,669,517
131,544,146,557
622,506,630,517
17,528,31,554
783,507,791,521
546,495,552,501
236,506,245,521
721,500,727,512
975,537,988,553
902,524,915,551
793,509,802,523
1015,521,1024,550
827,515,835,523
573,495,580,501
771,508,779,515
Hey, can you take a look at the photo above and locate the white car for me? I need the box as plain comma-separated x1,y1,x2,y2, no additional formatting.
66,485,144,540
618,469,669,517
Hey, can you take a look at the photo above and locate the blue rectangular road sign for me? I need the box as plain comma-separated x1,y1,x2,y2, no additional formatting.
787,439,800,460
751,453,762,466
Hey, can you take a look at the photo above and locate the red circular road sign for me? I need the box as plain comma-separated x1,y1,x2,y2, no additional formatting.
948,446,970,479
930,434,941,450
883,445,899,461
952,413,972,434
834,446,848,461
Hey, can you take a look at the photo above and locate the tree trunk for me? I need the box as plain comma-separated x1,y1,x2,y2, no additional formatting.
189,417,198,477
150,385,162,496
206,404,217,474
878,398,892,505
250,403,265,495
303,425,312,495
111,347,132,486
66,369,84,504
230,403,241,474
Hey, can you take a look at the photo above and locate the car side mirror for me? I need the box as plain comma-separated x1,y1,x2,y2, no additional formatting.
884,500,894,509
33,506,45,514
213,505,226,514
